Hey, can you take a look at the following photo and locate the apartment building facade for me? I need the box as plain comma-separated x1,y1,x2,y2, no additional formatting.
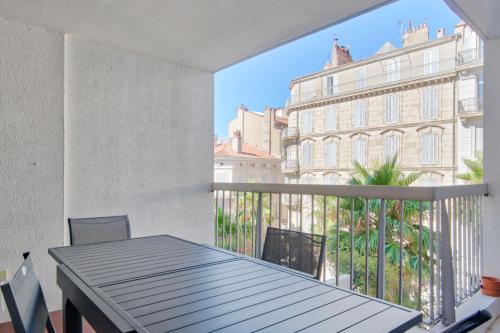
282,22,483,185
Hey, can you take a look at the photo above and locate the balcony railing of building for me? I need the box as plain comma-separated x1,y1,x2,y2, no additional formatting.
211,182,488,326
458,97,484,116
285,58,457,109
280,159,299,174
281,126,299,141
457,47,484,66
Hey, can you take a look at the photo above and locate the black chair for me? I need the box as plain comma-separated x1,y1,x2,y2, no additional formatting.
261,227,326,280
440,310,492,333
68,215,131,246
0,253,56,333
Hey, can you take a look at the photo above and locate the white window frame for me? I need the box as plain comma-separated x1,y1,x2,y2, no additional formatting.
324,104,337,131
384,93,400,124
384,134,400,162
301,110,313,134
301,141,313,167
424,47,440,75
420,131,439,165
352,136,367,166
300,173,315,185
355,66,368,89
352,100,367,128
324,139,338,167
386,57,401,82
421,86,439,120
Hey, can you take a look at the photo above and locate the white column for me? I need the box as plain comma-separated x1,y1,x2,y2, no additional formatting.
482,38,500,277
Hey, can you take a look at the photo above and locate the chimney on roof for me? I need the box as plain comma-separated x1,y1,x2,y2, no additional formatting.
331,38,352,68
437,28,446,38
231,129,242,153
403,21,429,47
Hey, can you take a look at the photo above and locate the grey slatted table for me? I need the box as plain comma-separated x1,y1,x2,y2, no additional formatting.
49,235,422,333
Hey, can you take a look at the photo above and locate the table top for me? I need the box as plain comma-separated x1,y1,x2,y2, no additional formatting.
49,235,422,333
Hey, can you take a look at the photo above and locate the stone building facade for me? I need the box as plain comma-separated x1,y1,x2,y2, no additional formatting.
282,22,483,185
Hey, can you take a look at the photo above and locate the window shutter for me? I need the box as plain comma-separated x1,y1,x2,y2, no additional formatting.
325,105,337,131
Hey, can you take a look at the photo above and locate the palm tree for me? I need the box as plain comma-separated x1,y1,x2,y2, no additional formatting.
325,154,431,309
456,151,483,184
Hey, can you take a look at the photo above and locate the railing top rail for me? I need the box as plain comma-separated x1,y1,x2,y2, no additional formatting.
211,182,488,201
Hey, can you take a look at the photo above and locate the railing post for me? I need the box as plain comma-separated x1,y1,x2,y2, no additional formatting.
377,199,386,299
255,192,263,258
441,199,456,325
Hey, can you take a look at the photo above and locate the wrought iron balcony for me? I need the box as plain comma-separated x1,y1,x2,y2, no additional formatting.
280,159,299,175
284,58,457,110
457,47,483,66
458,97,483,117
281,126,299,142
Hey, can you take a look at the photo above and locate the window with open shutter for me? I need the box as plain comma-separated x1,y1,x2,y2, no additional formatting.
352,137,367,166
384,94,400,123
324,140,337,167
421,132,438,164
424,48,440,75
353,100,367,128
325,105,337,131
421,86,438,120
301,110,313,134
384,135,400,162
355,66,368,89
386,58,401,82
324,74,339,96
301,141,313,166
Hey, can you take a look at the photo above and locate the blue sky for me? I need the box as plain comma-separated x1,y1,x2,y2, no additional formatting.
214,0,460,138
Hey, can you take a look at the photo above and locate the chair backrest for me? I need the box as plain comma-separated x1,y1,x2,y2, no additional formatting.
0,253,55,333
261,227,326,280
68,215,131,246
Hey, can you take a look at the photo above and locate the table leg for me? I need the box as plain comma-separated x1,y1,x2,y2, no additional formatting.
63,293,82,333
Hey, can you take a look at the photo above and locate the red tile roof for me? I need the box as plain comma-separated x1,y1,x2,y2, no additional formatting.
214,143,278,159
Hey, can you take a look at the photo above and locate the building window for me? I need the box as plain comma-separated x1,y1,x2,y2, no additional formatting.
424,47,440,75
352,100,367,128
324,74,339,96
355,66,368,89
324,173,339,185
304,80,315,101
324,140,338,167
301,110,313,134
215,173,228,183
384,94,400,123
300,173,315,184
384,134,400,162
352,137,367,166
324,105,337,131
420,132,439,165
386,57,401,82
421,86,438,120
301,141,313,167
286,145,293,161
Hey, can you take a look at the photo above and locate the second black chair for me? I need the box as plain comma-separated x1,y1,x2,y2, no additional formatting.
68,215,131,246
261,226,326,280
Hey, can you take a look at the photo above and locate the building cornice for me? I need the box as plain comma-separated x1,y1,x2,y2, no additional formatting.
288,34,459,88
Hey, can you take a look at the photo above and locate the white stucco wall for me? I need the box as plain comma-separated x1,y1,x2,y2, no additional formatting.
0,17,64,317
64,35,214,245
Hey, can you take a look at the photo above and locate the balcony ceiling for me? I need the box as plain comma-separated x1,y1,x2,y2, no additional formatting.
0,0,391,72
445,0,500,40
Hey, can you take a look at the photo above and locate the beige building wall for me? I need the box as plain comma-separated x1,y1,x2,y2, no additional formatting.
283,23,483,186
